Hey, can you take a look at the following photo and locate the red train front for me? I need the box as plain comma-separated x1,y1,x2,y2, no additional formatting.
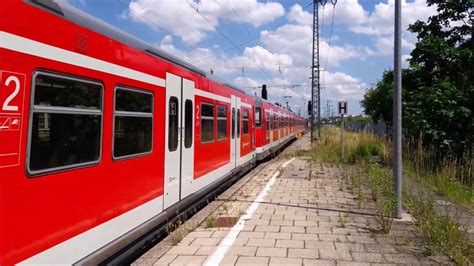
0,1,305,264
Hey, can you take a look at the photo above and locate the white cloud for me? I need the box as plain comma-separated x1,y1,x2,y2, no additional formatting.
321,72,367,101
351,0,436,57
224,0,285,27
227,46,293,70
136,2,371,109
321,0,368,25
402,54,411,68
260,24,361,67
157,36,293,77
287,4,313,26
127,0,284,44
232,69,367,114
370,35,416,55
288,2,368,26
351,0,436,36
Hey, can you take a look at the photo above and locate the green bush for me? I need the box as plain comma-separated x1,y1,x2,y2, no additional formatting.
348,143,381,163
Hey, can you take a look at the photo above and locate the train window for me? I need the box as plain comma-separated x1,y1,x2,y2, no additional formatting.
184,100,193,148
115,88,152,113
274,115,278,129
166,97,179,151
33,75,101,109
201,102,214,143
231,108,235,139
28,72,103,174
237,109,241,138
114,88,153,157
217,105,227,140
266,113,270,131
270,113,273,130
255,107,261,128
243,110,249,135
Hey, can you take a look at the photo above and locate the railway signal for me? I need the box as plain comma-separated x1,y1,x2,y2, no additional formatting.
338,101,347,161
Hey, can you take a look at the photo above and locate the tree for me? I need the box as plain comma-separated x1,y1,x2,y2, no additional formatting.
406,0,473,158
362,0,473,184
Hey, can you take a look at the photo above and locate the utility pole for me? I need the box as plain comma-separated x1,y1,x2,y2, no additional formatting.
340,114,344,160
284,95,292,110
393,0,402,218
310,0,322,142
326,100,331,119
312,0,336,142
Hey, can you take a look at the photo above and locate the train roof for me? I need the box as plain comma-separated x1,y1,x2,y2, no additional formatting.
28,0,302,117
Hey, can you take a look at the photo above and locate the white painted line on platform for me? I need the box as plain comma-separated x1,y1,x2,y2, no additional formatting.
204,157,295,266
282,157,295,168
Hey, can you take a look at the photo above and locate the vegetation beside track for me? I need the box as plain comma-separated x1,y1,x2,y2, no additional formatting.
361,0,473,191
310,127,473,264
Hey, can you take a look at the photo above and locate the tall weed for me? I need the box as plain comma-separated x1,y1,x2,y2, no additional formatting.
404,187,474,264
367,164,397,233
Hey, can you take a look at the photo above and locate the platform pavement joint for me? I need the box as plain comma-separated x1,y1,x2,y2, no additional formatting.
133,134,452,265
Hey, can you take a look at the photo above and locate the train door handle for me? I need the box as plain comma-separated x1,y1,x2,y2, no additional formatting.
178,126,183,142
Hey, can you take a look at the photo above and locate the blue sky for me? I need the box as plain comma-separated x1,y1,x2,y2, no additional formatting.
68,0,437,116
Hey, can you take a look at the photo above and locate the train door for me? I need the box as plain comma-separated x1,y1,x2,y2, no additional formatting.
269,109,273,147
164,73,195,209
230,95,236,168
180,79,195,199
230,95,241,168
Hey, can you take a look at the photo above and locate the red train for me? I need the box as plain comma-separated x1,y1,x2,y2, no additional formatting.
0,1,305,264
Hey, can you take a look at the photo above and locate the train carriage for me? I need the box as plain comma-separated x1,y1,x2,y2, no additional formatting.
0,1,305,264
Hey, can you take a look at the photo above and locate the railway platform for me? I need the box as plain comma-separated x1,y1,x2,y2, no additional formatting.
133,134,450,265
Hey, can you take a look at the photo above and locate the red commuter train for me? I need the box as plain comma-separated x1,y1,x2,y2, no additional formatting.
0,0,306,264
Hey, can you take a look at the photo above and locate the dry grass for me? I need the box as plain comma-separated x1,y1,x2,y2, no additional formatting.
309,127,473,263
311,127,472,210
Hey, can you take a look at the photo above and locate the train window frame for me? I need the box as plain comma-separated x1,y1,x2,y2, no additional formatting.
237,109,241,138
167,96,179,152
231,107,235,139
113,86,154,159
255,107,261,128
217,104,227,141
270,112,273,130
242,109,249,135
200,102,215,144
26,71,104,176
266,112,270,131
184,99,193,148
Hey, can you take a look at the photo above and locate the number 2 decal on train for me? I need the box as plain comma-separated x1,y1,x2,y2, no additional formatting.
0,70,26,168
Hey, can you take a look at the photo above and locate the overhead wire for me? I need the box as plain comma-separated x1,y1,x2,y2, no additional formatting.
115,0,198,52
209,66,311,69
116,0,317,103
185,0,274,79
323,2,336,84
320,2,325,42
192,0,314,64
226,0,252,36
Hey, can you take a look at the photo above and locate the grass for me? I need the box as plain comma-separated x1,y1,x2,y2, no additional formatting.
205,215,216,229
337,213,349,228
404,186,474,264
165,219,190,245
366,164,397,233
404,161,473,211
310,127,473,263
311,127,473,210
311,127,386,164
